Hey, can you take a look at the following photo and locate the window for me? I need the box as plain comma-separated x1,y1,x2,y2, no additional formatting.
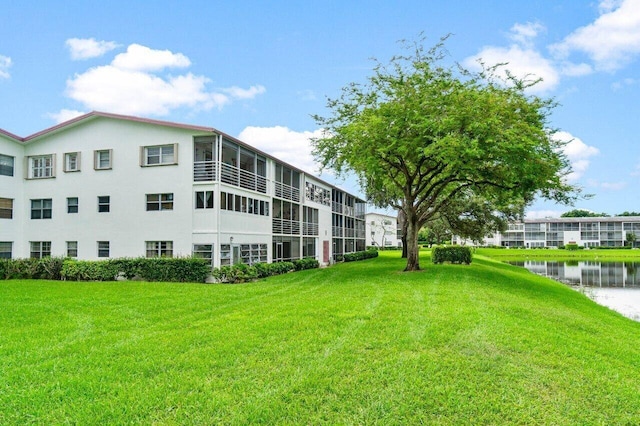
98,196,110,213
0,154,14,176
0,242,12,259
143,144,177,166
97,241,110,258
146,193,174,211
29,154,55,179
94,149,112,170
67,241,78,257
30,241,51,259
193,244,214,266
31,199,52,219
195,191,214,209
0,198,13,219
64,152,80,172
146,241,173,258
67,197,78,213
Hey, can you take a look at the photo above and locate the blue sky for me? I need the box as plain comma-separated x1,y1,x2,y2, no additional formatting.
1,0,639,218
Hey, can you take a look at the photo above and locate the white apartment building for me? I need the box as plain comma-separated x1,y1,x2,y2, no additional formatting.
453,216,640,248
365,212,402,248
0,112,366,266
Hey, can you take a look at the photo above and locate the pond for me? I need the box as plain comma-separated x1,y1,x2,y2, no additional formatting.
510,260,640,321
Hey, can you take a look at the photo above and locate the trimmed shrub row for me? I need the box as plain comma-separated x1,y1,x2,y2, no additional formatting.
211,257,320,284
432,246,472,265
0,257,66,280
0,257,212,283
343,249,379,262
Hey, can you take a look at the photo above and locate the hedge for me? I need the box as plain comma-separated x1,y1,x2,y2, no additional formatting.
432,246,472,265
343,249,379,262
210,258,320,284
0,257,65,280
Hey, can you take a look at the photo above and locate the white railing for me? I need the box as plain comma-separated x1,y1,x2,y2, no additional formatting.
272,218,301,235
274,181,300,202
303,222,319,236
194,161,217,182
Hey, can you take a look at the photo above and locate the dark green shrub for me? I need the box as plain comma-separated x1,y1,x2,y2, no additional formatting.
253,262,271,278
343,249,379,262
432,246,472,265
61,259,120,281
565,243,579,251
293,257,319,271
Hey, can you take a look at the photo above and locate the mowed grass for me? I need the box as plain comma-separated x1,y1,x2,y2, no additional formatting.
477,247,640,262
2,252,640,424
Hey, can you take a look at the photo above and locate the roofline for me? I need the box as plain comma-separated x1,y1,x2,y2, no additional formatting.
524,216,640,223
22,111,217,142
0,127,23,142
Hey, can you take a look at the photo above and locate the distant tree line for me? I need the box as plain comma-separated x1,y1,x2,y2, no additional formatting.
561,209,640,218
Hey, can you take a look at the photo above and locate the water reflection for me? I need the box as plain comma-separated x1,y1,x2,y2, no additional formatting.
510,261,640,321
509,261,640,288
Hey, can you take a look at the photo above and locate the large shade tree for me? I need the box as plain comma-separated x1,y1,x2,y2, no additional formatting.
312,38,578,271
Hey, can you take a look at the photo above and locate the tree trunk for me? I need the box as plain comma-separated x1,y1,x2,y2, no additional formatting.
404,212,420,271
401,234,408,258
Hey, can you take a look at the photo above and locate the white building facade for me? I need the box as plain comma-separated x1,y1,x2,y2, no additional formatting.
453,217,640,248
365,212,402,248
0,112,366,265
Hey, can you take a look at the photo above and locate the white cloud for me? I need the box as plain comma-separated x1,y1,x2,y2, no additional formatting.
525,209,565,219
111,44,190,71
464,44,560,92
64,43,265,116
46,109,86,123
238,126,324,175
611,77,637,90
554,130,600,182
509,22,545,48
0,55,12,79
66,38,118,60
221,85,266,99
550,0,640,72
600,181,627,191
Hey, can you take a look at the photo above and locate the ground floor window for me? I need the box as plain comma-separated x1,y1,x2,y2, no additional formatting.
240,244,267,265
273,236,300,262
303,237,316,258
0,242,12,259
193,244,214,266
146,241,173,258
97,241,110,258
30,241,51,259
67,241,78,257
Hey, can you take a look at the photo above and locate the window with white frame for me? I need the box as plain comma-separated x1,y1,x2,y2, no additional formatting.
0,198,13,219
30,241,51,259
94,149,112,170
0,154,14,176
31,199,52,219
64,152,81,172
67,241,78,257
67,197,78,214
98,196,110,213
0,242,12,259
97,241,110,257
146,241,173,258
29,154,55,179
142,144,177,166
193,244,214,266
146,193,174,211
195,191,214,209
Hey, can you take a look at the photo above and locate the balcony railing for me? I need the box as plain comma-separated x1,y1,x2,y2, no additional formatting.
303,222,319,236
274,181,300,202
272,218,301,235
194,161,217,182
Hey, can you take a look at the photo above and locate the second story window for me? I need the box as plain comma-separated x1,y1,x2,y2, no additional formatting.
195,191,214,209
0,198,13,219
143,144,177,166
31,199,52,219
94,149,112,170
98,196,110,213
64,152,81,172
0,154,14,176
67,197,78,213
29,154,55,179
146,193,174,211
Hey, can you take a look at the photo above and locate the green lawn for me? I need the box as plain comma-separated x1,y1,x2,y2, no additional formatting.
476,247,640,262
2,251,640,424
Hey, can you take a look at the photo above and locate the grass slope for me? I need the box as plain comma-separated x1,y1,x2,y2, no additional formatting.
1,252,640,424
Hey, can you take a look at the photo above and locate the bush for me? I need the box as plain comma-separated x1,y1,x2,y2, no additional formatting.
564,243,580,251
61,259,120,281
343,249,379,262
293,257,319,271
0,257,65,280
432,247,472,265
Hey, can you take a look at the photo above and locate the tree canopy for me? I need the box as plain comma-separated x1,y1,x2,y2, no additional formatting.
312,37,578,271
561,209,608,218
